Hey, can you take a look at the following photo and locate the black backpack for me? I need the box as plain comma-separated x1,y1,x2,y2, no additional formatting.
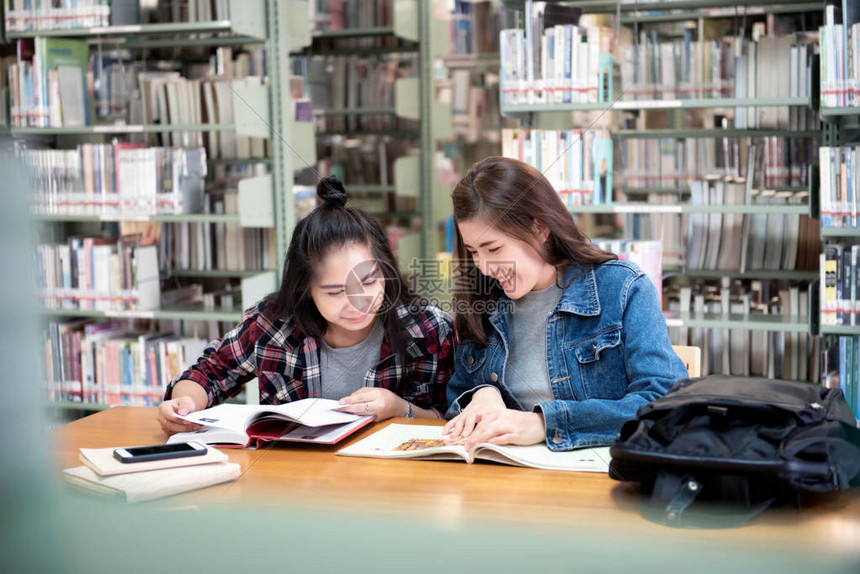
609,375,860,528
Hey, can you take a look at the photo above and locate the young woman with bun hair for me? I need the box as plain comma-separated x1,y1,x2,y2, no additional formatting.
158,176,454,433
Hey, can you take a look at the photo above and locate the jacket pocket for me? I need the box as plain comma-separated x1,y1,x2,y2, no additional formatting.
566,326,626,399
458,344,486,375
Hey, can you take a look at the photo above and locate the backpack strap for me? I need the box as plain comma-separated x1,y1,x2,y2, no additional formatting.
643,471,778,528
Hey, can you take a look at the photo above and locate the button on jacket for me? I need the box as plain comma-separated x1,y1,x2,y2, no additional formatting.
446,260,688,450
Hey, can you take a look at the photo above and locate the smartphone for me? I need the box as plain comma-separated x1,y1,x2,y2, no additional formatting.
113,441,208,464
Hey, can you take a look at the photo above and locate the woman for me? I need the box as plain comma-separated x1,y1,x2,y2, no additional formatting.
159,176,454,433
443,157,687,451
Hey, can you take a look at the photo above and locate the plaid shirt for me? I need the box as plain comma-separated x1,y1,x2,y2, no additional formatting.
165,299,454,413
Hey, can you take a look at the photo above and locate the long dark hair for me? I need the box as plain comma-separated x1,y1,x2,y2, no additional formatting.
266,176,419,362
452,156,616,345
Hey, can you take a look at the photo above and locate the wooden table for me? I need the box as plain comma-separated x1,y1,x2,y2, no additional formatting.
53,407,860,564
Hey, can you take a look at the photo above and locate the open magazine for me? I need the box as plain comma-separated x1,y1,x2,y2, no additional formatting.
166,398,373,448
337,424,610,473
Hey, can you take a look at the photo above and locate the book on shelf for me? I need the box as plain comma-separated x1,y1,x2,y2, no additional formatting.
62,461,240,503
167,399,374,448
337,424,610,473
4,0,110,33
820,5,860,109
41,318,208,407
9,37,90,128
819,145,859,229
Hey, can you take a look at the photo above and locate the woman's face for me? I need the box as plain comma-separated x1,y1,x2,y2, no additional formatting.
457,215,557,300
310,242,385,346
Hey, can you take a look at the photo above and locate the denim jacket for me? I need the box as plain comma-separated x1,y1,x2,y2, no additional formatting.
446,260,688,451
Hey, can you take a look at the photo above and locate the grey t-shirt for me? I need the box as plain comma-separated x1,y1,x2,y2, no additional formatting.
319,320,384,400
506,282,563,410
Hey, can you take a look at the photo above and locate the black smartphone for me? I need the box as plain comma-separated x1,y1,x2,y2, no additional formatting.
113,441,208,464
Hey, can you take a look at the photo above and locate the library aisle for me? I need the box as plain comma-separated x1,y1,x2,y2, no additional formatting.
1,1,858,426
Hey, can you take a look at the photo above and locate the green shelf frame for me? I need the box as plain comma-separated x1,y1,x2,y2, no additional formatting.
665,269,819,281
316,129,422,138
38,305,244,322
821,228,860,238
44,401,111,412
620,4,823,24
348,185,396,193
819,326,860,336
11,124,235,136
502,0,817,12
313,26,396,39
443,53,501,69
316,108,398,116
33,213,241,224
502,97,810,118
820,108,860,118
664,312,810,333
207,157,273,167
614,128,821,139
568,204,810,215
161,269,276,279
7,21,234,38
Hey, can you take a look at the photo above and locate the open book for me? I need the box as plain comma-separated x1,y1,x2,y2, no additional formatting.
167,398,373,448
337,424,610,473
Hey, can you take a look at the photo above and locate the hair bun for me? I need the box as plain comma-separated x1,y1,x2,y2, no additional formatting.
317,176,347,208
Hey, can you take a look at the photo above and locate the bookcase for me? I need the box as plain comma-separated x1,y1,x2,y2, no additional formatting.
4,0,314,417
816,1,860,421
497,0,857,406
299,0,451,266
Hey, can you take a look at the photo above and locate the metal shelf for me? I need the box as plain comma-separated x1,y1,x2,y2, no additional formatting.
502,97,811,118
819,325,860,336
44,401,111,411
37,304,244,322
11,124,235,136
567,203,810,215
442,53,500,69
315,108,399,116
8,21,234,38
502,0,817,13
821,228,860,238
162,269,276,279
313,26,396,39
665,269,819,281
33,213,241,224
348,185,396,193
317,129,421,138
664,312,810,333
614,128,821,139
820,108,860,118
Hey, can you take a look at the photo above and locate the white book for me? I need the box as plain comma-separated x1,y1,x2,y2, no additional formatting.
337,424,610,473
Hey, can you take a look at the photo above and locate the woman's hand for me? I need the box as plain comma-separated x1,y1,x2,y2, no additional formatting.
157,395,203,435
442,387,506,443
336,387,408,421
457,409,547,451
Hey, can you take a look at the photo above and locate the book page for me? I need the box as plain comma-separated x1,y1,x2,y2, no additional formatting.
167,425,249,447
474,444,611,473
179,398,362,432
336,424,469,462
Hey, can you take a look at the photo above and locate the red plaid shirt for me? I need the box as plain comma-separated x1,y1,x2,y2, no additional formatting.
165,300,454,413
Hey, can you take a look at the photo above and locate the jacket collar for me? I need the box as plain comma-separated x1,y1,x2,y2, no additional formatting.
488,264,600,324
555,265,600,316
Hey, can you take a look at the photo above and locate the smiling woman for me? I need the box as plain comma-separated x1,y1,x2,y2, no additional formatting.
157,176,454,433
443,157,689,452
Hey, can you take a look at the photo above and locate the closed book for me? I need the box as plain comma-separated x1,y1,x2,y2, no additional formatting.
79,444,228,477
62,462,240,503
